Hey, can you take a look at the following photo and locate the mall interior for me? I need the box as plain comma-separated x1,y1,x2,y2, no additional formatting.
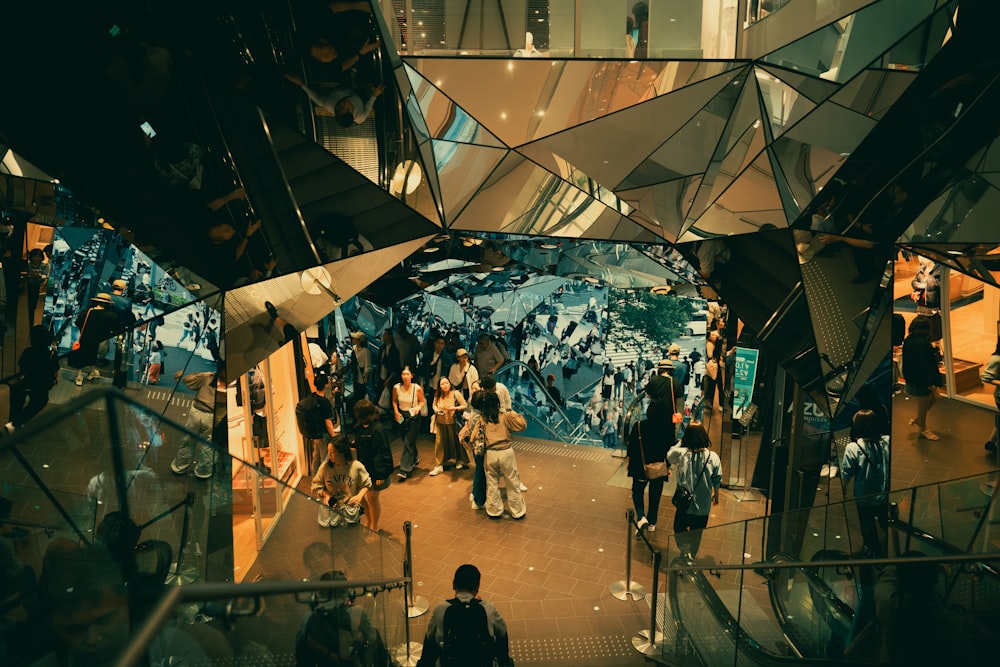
1,1,999,666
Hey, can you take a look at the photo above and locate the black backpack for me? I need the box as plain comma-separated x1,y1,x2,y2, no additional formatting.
295,603,356,667
441,597,494,667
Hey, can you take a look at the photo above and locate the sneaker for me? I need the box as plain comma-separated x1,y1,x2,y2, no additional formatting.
519,482,528,492
194,466,213,479
455,463,465,470
170,460,193,475
75,374,84,387
635,516,648,535
397,472,408,481
429,465,444,477
919,430,940,441
647,524,656,532
87,368,101,381
469,493,483,509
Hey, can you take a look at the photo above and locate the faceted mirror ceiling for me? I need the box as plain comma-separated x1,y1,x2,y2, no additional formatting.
3,0,999,418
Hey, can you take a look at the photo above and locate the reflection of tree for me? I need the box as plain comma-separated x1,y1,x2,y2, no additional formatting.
614,292,693,349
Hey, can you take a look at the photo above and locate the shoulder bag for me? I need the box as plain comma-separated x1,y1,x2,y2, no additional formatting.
637,422,669,480
672,450,711,512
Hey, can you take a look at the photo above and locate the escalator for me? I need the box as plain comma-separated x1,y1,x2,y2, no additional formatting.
494,360,602,446
661,471,1000,666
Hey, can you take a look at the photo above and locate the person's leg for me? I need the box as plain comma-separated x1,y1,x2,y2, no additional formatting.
13,390,50,428
8,385,28,427
646,478,665,527
499,449,525,518
399,421,418,476
310,438,325,476
365,488,380,531
472,452,486,507
673,511,693,556
433,428,445,467
856,504,882,557
192,411,217,478
687,514,710,556
484,451,504,517
631,478,648,519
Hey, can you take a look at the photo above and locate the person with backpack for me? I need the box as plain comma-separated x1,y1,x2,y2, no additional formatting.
297,375,338,475
416,564,512,667
352,399,393,532
840,409,890,557
4,325,60,433
295,570,383,667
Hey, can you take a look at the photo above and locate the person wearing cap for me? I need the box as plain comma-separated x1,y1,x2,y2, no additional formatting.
448,347,479,404
473,333,504,376
668,343,690,402
69,293,124,386
350,331,371,405
109,279,137,326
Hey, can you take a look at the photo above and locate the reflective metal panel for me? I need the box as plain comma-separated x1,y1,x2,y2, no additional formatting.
432,140,510,225
405,62,506,147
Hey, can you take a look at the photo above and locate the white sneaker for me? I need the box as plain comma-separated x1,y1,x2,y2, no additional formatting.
429,465,444,477
455,463,465,470
75,374,84,386
87,368,101,381
635,516,649,535
647,524,656,532
519,482,528,492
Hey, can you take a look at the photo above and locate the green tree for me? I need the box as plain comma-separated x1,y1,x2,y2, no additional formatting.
614,292,694,349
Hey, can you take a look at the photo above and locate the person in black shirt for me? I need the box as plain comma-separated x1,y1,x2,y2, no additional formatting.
902,316,942,440
70,293,125,386
5,326,59,433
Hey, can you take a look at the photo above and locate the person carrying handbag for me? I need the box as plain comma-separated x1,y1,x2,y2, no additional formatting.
626,404,672,535
667,421,721,558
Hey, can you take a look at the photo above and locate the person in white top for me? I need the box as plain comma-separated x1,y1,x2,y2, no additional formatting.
667,421,722,558
393,366,426,480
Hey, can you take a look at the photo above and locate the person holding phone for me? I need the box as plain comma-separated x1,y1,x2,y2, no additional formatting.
429,377,468,476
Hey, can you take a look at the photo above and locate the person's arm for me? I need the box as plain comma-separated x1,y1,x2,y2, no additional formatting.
311,467,327,500
355,84,385,124
324,417,337,439
391,384,401,421
233,219,262,261
667,443,685,467
415,614,440,667
454,392,468,412
840,444,859,485
503,410,527,433
412,386,426,416
206,187,246,211
337,37,380,71
347,464,371,505
711,454,722,505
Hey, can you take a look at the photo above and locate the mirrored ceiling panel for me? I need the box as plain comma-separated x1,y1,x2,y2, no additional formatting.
685,74,767,224
900,172,1000,243
796,229,889,412
519,70,742,192
760,0,942,85
404,62,506,148
618,175,704,240
451,153,658,242
618,89,737,191
901,243,1000,288
432,140,509,225
781,99,877,166
755,67,817,140
681,151,787,240
769,135,847,221
742,0,876,60
830,68,918,121
224,235,434,378
406,58,744,146
757,64,841,105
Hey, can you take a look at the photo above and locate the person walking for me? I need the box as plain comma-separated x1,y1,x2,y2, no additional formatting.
459,391,527,519
626,404,672,534
4,325,59,434
352,399,393,532
349,330,370,405
69,293,122,386
901,316,942,440
296,375,339,475
169,368,227,479
667,421,722,558
393,366,426,480
980,338,1000,454
841,409,890,557
416,564,513,667
429,376,468,476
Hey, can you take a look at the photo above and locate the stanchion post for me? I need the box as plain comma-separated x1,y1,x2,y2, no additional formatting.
632,550,665,656
393,521,424,666
610,509,646,601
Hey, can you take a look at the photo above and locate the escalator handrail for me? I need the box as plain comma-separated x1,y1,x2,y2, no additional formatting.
890,516,1000,576
671,557,869,667
495,360,596,444
764,551,855,657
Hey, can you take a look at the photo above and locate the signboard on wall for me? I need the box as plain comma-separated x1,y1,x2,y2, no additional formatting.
732,346,759,421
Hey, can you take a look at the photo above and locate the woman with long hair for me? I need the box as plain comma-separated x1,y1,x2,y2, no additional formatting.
667,421,722,557
353,399,393,531
841,409,890,556
901,316,942,440
459,390,527,518
429,376,468,476
626,403,672,534
979,338,1000,453
392,366,426,480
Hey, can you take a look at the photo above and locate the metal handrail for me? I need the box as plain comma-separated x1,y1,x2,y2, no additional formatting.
495,360,594,444
115,576,409,667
